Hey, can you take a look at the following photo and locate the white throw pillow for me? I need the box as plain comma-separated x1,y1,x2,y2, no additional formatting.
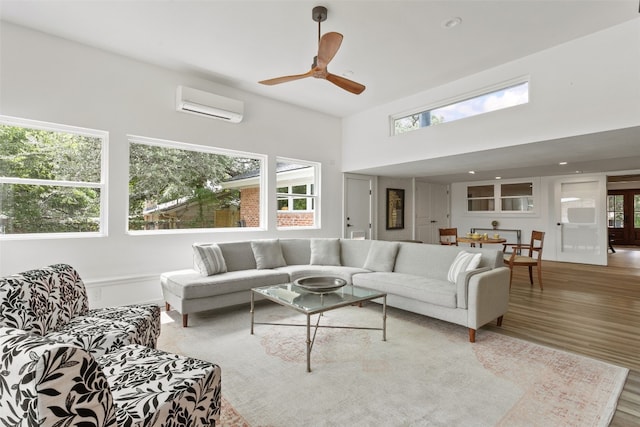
193,243,228,276
310,239,341,266
251,239,287,269
447,251,482,283
363,241,400,272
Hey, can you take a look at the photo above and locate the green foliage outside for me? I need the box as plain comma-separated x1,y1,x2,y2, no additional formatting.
128,143,259,230
0,125,101,234
0,123,260,234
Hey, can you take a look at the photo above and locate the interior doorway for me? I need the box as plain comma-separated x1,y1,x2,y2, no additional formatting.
607,175,640,247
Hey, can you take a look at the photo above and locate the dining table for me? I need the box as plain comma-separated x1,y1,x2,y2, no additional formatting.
457,236,507,248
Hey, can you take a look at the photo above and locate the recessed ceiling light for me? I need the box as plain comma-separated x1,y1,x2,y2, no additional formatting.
559,161,568,165
442,17,462,29
495,176,502,180
468,170,475,174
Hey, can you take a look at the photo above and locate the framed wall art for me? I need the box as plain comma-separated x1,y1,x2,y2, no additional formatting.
386,188,405,230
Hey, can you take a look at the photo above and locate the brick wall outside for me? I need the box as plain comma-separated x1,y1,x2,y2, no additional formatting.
240,188,314,227
277,212,314,227
239,187,260,227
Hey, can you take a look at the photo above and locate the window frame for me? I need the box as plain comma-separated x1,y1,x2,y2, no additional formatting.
127,135,267,235
465,178,538,216
391,77,530,136
0,115,108,240
275,156,321,230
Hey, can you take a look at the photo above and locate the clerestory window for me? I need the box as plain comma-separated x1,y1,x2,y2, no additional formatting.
393,80,529,135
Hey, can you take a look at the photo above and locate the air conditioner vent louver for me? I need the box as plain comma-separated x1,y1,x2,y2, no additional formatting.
176,86,243,123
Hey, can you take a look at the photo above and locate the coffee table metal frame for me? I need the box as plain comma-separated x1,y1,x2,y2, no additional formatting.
250,283,387,372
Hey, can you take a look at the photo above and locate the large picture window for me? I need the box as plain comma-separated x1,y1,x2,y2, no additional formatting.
0,116,106,237
128,136,264,231
276,158,320,229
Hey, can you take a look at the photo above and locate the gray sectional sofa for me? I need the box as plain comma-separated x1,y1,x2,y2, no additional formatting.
161,238,510,342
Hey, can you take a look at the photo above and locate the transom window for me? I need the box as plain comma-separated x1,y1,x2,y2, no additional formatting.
129,136,264,231
393,81,529,135
0,116,106,237
276,158,320,229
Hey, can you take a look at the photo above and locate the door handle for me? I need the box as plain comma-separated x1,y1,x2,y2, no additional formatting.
346,224,352,227
430,220,437,223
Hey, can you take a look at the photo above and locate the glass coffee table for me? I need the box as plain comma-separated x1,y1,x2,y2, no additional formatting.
250,279,387,372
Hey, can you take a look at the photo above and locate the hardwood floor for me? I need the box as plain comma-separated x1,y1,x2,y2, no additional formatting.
485,245,640,426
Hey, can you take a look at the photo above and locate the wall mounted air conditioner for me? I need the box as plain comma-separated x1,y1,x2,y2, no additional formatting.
176,86,244,123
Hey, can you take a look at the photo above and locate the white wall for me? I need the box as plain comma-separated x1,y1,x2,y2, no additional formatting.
342,19,640,173
0,23,343,306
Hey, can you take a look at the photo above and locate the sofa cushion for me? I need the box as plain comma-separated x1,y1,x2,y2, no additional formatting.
251,239,287,269
161,269,290,299
353,272,457,308
310,238,341,266
193,243,228,276
363,241,400,272
447,251,482,283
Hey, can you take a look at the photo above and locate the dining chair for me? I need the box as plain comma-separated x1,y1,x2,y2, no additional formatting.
503,230,545,289
438,228,458,246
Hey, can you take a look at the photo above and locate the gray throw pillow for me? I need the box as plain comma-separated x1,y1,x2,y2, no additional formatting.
363,241,400,272
193,243,228,276
310,238,341,266
251,239,287,269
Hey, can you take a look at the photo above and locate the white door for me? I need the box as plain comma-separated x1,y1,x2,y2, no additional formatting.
415,181,449,244
344,174,373,239
554,176,607,265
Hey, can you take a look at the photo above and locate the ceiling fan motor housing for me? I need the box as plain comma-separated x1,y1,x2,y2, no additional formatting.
312,6,327,22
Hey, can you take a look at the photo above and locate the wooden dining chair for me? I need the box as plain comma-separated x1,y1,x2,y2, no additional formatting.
503,230,545,289
439,228,458,246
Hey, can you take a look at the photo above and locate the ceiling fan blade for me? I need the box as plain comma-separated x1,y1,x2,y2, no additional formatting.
259,70,313,86
326,73,366,95
316,32,343,68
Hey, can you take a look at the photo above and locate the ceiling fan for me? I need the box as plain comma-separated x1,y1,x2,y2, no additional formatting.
258,6,365,95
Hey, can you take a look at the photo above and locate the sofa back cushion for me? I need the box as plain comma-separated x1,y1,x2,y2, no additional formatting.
340,239,373,268
394,244,503,279
280,239,312,265
363,241,400,272
0,264,89,335
217,241,257,271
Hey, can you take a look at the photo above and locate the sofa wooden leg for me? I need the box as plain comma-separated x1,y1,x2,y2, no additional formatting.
468,328,476,343
165,302,170,312
497,315,503,326
182,314,188,328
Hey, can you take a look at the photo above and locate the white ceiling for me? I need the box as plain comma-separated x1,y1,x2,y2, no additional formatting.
1,0,639,182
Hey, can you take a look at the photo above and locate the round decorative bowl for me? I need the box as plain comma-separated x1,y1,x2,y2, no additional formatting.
293,276,347,294
471,234,482,240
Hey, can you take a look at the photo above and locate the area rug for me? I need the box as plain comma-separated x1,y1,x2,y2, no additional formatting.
157,303,627,427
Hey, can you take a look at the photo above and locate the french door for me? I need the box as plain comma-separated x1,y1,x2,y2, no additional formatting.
607,189,640,245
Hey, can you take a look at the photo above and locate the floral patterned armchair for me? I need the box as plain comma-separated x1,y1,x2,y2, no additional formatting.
0,327,221,426
0,263,160,357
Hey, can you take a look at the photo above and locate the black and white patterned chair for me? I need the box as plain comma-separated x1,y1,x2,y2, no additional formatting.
0,327,222,426
0,263,160,357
